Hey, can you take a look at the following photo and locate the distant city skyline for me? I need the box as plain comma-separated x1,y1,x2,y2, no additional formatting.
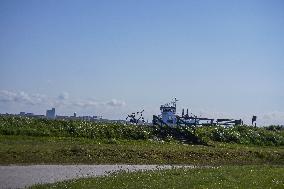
1,0,284,125
3,107,106,122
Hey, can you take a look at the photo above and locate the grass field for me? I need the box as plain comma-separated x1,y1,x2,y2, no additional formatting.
0,135,283,165
30,165,284,189
0,115,284,165
1,115,283,188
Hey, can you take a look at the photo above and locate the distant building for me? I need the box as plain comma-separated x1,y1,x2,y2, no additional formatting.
19,112,25,116
26,113,34,117
46,108,56,119
56,115,69,120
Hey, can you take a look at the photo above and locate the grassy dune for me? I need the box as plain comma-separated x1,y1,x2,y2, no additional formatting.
0,115,283,146
0,135,283,165
1,115,283,188
0,115,283,165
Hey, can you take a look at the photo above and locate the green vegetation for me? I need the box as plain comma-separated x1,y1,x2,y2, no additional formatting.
0,115,153,140
0,115,283,146
1,115,283,188
195,125,284,146
0,135,283,165
30,165,284,189
0,115,283,165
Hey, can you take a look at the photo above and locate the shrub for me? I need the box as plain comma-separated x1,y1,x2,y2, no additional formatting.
0,115,283,146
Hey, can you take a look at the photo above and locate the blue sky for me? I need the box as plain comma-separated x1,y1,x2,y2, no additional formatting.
0,0,284,125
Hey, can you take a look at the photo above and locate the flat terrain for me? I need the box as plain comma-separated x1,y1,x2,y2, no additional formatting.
0,135,283,165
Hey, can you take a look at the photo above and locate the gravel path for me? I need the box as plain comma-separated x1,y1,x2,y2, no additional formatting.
0,164,194,189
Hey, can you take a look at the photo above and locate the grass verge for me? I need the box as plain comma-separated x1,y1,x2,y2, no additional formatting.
0,135,283,165
30,165,284,189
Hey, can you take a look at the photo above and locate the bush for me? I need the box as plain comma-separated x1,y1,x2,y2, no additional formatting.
195,125,284,146
0,115,155,140
0,115,283,146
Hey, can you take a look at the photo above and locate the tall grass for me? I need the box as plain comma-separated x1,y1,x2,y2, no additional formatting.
0,115,152,140
0,115,283,146
195,125,284,146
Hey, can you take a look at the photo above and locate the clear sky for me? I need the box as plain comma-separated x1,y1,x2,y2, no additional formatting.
0,0,284,125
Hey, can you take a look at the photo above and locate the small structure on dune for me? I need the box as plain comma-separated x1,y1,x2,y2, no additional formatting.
152,98,243,127
126,98,256,127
